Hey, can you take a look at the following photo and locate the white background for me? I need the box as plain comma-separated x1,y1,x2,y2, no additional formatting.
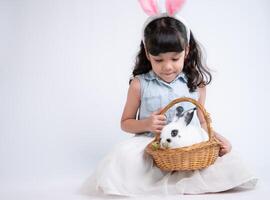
1,0,270,199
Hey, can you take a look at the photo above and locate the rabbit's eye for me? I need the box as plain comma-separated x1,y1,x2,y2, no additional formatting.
171,129,178,137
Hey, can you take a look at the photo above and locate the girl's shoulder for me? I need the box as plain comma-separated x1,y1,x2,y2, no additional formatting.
135,70,155,82
198,85,206,95
133,71,154,97
197,85,206,105
130,77,141,90
128,77,141,100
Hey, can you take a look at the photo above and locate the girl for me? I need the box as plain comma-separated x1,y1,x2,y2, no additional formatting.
79,0,257,196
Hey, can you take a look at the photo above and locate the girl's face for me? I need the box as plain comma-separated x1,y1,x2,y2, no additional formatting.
146,50,188,83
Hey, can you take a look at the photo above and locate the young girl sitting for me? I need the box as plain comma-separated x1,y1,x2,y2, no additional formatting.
79,0,258,196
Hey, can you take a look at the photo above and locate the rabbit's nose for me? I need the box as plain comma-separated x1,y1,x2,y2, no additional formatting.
166,138,171,143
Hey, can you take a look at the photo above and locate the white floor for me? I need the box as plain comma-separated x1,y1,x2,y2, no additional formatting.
0,176,268,200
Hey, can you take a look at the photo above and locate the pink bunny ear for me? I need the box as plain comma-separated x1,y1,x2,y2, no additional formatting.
138,0,160,16
165,0,186,16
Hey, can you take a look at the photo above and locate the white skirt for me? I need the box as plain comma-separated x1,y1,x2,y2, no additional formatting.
79,135,258,197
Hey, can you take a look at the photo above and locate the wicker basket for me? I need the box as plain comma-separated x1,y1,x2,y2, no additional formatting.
145,97,221,171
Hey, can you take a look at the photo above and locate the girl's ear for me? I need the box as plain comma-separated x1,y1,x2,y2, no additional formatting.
184,45,189,58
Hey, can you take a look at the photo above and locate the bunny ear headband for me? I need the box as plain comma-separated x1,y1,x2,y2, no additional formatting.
138,0,190,46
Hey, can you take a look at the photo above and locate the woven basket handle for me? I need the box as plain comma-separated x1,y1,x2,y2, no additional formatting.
155,97,213,142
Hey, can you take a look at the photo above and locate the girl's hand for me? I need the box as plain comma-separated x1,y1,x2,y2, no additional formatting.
144,108,167,134
213,131,232,156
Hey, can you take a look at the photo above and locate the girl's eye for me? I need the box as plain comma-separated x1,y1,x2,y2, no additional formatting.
154,58,179,62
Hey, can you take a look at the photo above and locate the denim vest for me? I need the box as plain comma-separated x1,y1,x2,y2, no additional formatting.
135,70,201,137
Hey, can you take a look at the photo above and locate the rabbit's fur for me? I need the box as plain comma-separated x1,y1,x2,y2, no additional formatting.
160,106,209,149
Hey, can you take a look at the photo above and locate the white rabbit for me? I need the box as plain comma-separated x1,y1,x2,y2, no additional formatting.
160,106,209,149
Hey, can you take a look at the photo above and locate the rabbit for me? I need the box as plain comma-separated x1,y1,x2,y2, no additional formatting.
160,105,209,149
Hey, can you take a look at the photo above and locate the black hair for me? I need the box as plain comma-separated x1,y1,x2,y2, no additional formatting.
130,17,212,92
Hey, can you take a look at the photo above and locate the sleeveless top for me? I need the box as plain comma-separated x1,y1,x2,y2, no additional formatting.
135,70,201,137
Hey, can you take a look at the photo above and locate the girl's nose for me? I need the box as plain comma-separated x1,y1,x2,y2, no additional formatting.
163,62,173,70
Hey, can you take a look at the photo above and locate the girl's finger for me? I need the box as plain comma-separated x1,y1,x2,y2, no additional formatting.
156,120,166,125
152,108,163,115
154,130,161,134
157,115,167,121
156,125,165,130
219,148,227,156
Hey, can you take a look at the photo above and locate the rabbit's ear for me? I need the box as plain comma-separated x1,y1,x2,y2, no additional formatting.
184,108,195,126
138,0,160,16
177,107,196,126
165,0,186,16
172,106,184,122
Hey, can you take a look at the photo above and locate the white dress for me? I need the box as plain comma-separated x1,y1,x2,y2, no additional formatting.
78,134,258,197
79,71,258,196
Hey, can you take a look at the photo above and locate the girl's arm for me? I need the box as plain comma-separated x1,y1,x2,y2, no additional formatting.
120,78,147,134
196,86,207,131
197,86,232,156
120,78,166,134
